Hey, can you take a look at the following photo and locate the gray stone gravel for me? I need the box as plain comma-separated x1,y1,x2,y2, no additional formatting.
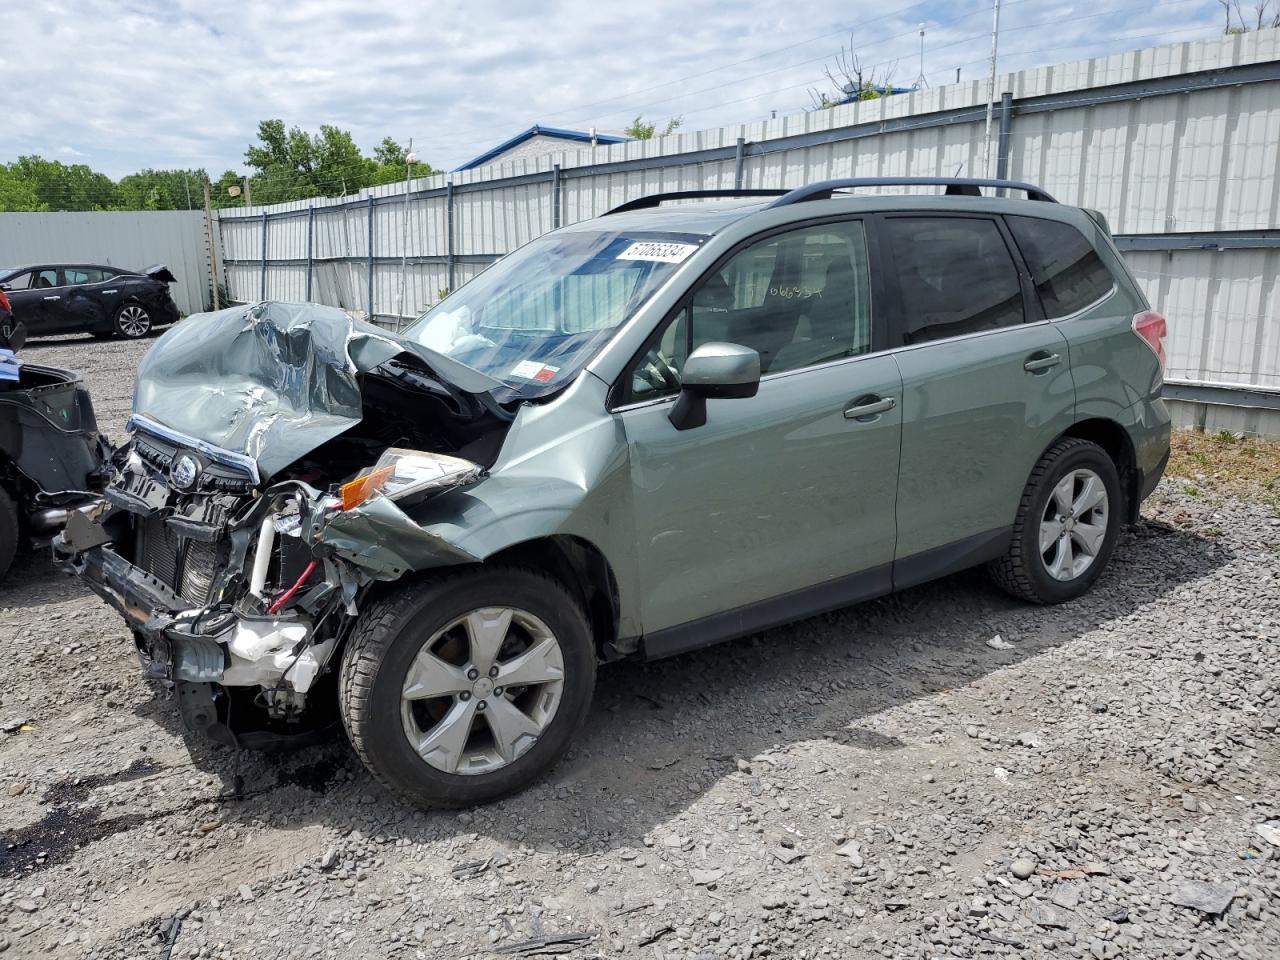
0,333,1277,959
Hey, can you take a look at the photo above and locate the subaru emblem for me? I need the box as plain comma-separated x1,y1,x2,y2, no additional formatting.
171,454,200,490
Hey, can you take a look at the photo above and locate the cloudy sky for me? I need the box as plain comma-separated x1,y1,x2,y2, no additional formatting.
4,0,1226,179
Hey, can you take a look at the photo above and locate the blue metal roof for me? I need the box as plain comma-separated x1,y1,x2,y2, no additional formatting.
454,125,630,171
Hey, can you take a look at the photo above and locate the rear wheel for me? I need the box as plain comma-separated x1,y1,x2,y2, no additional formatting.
339,567,596,807
989,438,1122,604
113,303,152,339
0,486,18,582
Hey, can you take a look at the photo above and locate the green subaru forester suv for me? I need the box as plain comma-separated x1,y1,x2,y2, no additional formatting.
59,177,1170,806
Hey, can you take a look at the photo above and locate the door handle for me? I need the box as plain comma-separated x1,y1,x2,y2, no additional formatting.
843,395,897,420
42,295,61,301
1023,352,1061,373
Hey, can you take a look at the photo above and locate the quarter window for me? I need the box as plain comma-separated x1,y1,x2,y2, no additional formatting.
882,217,1024,343
1006,216,1114,319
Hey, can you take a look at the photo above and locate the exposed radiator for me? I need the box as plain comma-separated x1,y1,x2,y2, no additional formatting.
135,516,218,605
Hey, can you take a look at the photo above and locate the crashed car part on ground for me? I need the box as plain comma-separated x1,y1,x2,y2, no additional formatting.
0,317,111,580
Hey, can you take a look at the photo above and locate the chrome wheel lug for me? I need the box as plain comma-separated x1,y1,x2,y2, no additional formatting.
467,667,479,681
460,691,471,701
477,700,487,711
488,665,499,678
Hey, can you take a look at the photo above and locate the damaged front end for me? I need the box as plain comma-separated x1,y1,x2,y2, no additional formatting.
56,303,505,747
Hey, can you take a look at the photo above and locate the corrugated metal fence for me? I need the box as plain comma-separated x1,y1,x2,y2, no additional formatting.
0,210,212,315
218,29,1280,434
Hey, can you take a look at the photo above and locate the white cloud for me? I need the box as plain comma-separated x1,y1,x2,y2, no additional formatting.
2,0,1222,178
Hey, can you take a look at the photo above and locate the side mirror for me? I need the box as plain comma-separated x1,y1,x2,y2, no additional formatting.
669,341,760,431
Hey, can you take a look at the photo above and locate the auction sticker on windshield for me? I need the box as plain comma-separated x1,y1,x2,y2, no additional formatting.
617,241,699,263
510,360,560,383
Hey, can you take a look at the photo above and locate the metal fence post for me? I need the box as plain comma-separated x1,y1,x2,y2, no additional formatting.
995,91,1014,188
366,196,375,320
734,136,745,189
305,205,314,302
552,164,562,230
446,180,456,294
260,211,268,301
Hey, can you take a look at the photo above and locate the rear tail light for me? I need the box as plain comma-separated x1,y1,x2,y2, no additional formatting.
1133,310,1167,370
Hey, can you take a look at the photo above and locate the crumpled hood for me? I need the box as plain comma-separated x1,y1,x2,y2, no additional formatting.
131,301,499,480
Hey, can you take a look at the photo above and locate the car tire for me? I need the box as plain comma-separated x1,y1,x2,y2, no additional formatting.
0,486,19,582
988,438,1122,605
113,303,152,339
339,566,596,808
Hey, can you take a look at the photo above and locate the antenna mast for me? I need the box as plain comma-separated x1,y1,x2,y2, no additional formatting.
914,23,928,89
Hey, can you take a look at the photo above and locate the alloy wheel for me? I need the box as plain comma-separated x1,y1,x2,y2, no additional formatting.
1038,468,1109,581
400,607,565,775
117,305,151,337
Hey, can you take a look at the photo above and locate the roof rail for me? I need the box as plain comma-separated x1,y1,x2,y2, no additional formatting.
765,177,1058,207
606,189,790,215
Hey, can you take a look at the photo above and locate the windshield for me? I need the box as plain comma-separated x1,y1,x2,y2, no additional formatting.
402,229,706,399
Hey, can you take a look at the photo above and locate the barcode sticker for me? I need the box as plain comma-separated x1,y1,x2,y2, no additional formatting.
616,241,699,263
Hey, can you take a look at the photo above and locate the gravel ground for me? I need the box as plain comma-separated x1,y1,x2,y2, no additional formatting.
1,333,1277,960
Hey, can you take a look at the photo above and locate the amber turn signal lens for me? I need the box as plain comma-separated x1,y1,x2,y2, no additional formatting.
339,464,395,511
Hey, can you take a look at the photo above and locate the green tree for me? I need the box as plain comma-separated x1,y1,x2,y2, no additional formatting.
0,166,42,211
0,124,435,211
367,136,435,187
211,170,246,209
625,116,683,140
115,168,203,210
243,119,423,202
5,156,118,210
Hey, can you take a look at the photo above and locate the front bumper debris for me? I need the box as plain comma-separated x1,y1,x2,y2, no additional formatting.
55,431,485,747
69,538,327,693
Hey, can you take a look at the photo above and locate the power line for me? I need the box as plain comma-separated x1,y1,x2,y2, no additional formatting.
411,0,1051,153
613,0,1217,130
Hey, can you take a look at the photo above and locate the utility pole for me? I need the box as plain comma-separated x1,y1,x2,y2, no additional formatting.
397,138,415,320
242,176,253,209
202,177,221,310
981,0,1003,178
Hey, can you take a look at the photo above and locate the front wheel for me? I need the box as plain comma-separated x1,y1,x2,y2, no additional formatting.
988,438,1122,604
113,303,152,339
339,567,596,807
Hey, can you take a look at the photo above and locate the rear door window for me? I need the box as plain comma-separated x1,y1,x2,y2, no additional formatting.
881,217,1024,344
65,267,107,284
1006,215,1114,319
